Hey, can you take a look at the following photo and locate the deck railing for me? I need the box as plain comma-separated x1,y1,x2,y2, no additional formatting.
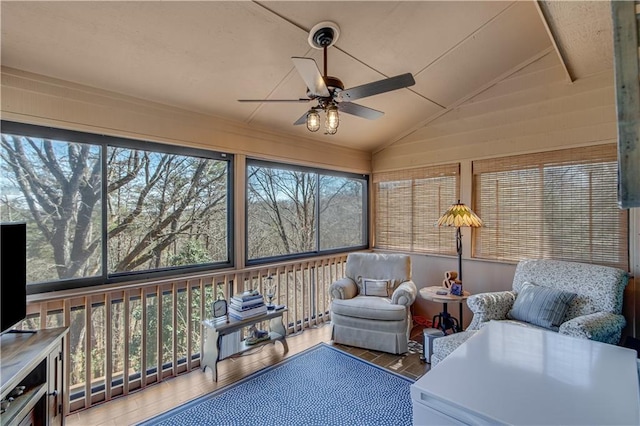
21,254,348,413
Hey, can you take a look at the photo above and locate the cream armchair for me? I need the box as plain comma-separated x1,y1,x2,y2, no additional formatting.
431,259,629,366
329,252,417,354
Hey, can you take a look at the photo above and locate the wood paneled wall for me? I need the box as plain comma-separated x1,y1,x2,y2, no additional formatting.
374,52,616,170
0,67,371,174
374,51,640,337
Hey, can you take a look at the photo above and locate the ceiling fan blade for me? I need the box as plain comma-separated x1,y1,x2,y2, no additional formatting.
293,111,309,126
238,98,311,103
292,57,330,98
339,73,415,102
337,102,384,120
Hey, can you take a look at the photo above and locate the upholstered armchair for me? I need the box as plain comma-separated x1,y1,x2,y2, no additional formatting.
431,259,629,366
329,252,417,354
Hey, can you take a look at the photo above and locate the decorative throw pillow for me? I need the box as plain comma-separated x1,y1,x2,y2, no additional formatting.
508,282,576,330
362,278,391,297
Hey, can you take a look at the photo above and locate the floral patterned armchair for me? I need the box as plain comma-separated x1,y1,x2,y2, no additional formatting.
431,259,629,366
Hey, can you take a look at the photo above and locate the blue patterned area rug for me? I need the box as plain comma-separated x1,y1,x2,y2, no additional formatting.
139,343,413,426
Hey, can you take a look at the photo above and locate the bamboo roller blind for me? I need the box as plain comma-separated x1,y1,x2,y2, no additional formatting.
473,144,628,270
374,164,460,254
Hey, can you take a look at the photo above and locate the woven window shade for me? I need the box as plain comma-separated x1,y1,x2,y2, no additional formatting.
374,164,459,254
473,144,628,270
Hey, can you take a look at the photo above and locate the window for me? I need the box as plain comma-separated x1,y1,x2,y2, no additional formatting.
319,175,365,251
107,145,229,275
473,144,628,269
0,121,233,292
246,160,367,262
374,164,460,254
1,130,102,283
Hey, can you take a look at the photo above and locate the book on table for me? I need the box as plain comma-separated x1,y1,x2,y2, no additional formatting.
229,304,268,320
230,297,264,310
232,291,263,302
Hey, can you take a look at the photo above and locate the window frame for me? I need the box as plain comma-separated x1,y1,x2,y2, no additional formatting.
1,121,234,294
245,159,369,265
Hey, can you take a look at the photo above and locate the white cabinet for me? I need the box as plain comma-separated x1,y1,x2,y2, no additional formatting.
411,322,640,425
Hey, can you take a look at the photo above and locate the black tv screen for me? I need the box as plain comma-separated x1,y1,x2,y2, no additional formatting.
1,222,27,333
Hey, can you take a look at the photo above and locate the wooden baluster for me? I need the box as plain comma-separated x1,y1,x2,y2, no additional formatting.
105,292,112,402
156,285,163,383
171,283,178,378
186,281,193,371
63,298,71,415
83,297,91,410
123,290,130,395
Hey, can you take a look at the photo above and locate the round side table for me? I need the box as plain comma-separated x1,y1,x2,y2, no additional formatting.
419,286,471,334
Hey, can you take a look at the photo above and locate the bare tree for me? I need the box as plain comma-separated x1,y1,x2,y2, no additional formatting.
107,148,228,273
1,135,102,279
1,137,229,278
247,167,316,258
246,167,364,258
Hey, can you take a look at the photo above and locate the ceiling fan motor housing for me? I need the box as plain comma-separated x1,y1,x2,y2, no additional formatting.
307,75,344,102
308,21,340,49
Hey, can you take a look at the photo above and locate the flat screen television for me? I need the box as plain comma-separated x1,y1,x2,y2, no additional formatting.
1,222,27,334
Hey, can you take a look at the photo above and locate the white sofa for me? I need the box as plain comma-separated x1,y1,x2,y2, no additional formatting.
329,253,417,354
431,259,629,366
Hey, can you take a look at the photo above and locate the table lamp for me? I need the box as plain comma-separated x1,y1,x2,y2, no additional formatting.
437,200,483,281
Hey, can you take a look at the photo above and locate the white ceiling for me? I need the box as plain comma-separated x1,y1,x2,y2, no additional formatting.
0,1,614,152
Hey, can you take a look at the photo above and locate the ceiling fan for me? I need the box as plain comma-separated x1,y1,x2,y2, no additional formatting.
238,22,416,135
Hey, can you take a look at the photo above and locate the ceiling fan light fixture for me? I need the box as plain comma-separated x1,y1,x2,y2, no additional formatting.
239,21,415,136
326,104,339,133
325,126,338,135
306,109,320,132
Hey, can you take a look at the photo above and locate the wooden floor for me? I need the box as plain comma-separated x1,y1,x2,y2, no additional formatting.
66,323,429,426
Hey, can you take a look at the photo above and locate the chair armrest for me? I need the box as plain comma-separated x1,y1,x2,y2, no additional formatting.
466,291,516,330
559,312,627,344
391,280,417,307
329,277,358,300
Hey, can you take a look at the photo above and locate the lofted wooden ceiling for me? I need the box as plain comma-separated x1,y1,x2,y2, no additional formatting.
0,1,614,152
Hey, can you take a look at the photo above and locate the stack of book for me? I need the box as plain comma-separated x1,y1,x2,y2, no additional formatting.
229,291,267,320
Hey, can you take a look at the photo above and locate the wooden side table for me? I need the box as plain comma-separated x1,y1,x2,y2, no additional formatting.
419,286,471,334
201,308,288,381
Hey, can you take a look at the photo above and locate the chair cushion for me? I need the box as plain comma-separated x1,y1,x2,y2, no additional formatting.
345,252,411,293
362,278,391,297
508,282,576,330
331,296,406,321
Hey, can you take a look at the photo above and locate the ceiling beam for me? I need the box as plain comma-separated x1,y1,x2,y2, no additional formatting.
534,0,574,84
